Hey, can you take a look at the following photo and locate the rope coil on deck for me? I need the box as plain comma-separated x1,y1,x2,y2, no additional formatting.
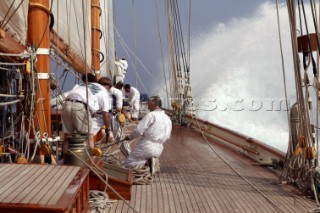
132,166,153,185
89,190,115,212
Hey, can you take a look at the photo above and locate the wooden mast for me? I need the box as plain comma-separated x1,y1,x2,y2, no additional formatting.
27,0,51,136
91,0,101,79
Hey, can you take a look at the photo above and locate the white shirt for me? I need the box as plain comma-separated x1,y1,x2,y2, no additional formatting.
85,83,110,113
65,84,95,111
115,60,125,77
130,110,172,144
119,59,128,72
123,87,140,106
109,87,123,109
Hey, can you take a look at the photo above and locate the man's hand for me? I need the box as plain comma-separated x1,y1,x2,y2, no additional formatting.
107,130,114,142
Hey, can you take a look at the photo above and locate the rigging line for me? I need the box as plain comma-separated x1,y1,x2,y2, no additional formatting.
310,0,320,59
172,0,188,73
2,0,25,29
298,0,304,36
0,0,16,28
317,0,320,169
300,0,316,144
167,0,183,98
82,0,92,145
287,1,319,199
113,27,148,95
131,0,138,88
35,71,49,137
72,0,87,65
67,0,71,46
100,0,109,74
289,0,308,140
187,0,191,70
301,0,317,75
0,62,26,66
68,148,139,213
50,54,80,80
171,0,187,77
154,0,170,107
99,5,111,75
191,117,285,213
114,27,172,97
133,67,148,95
275,0,290,126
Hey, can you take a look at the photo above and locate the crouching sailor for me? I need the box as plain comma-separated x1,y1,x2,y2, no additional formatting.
123,96,172,169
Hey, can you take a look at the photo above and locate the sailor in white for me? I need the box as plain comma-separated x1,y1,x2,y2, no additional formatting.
123,96,172,169
98,77,123,139
123,84,140,120
114,57,125,84
119,57,128,76
61,74,111,154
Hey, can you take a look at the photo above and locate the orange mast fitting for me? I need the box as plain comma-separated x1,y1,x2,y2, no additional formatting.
27,0,51,136
91,0,101,78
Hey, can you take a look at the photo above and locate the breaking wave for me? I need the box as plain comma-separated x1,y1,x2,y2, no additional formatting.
190,2,295,152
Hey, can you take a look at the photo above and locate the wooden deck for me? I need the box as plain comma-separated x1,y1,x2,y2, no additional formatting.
107,126,319,213
0,164,89,212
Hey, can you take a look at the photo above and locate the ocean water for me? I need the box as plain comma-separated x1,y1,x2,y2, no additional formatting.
190,2,302,152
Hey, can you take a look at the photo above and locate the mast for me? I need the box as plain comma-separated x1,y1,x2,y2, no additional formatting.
91,0,101,78
27,0,51,136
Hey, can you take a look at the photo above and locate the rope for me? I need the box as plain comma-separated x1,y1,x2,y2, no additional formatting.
275,0,290,122
132,166,153,185
131,0,138,87
67,148,139,213
0,0,16,28
154,0,170,107
89,190,116,212
103,155,154,185
2,0,25,29
284,1,320,205
114,27,171,97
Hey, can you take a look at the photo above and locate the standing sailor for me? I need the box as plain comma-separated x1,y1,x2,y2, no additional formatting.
114,57,125,84
119,57,128,78
123,84,140,121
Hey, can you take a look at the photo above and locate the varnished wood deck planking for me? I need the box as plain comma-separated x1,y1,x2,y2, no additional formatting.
0,164,80,206
108,126,318,213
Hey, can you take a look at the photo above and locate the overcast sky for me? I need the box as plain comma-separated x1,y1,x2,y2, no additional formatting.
113,1,283,90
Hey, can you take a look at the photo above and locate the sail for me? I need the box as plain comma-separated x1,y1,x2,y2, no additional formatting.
0,0,29,45
0,1,92,69
100,0,115,77
51,0,92,68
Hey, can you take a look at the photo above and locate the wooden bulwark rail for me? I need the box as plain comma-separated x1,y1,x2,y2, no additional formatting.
184,114,285,164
